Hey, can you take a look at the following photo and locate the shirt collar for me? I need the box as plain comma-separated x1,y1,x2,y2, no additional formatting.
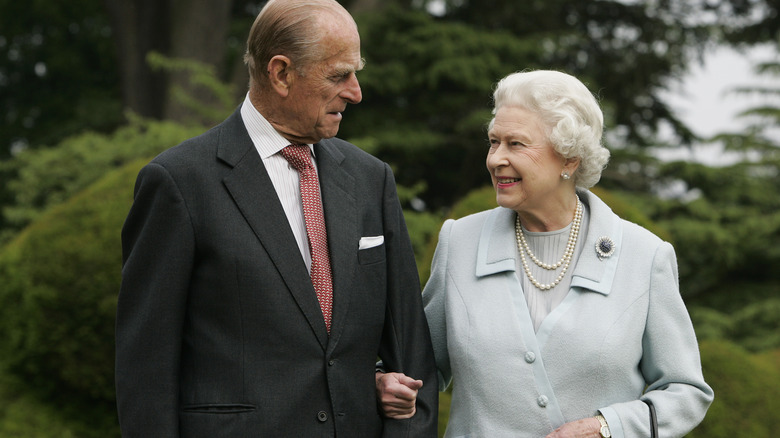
240,93,314,159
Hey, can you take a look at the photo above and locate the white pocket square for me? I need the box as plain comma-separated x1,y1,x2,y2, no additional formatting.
359,235,384,250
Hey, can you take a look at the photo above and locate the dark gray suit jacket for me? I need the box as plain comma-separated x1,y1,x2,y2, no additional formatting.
116,108,438,437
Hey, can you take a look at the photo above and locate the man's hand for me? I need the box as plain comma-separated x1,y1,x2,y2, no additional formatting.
375,372,423,419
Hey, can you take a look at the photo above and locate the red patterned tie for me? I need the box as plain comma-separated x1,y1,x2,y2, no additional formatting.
280,144,333,333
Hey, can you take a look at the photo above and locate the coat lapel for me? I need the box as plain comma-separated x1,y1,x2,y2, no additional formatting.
474,191,623,296
314,140,357,348
569,189,622,296
218,111,330,349
475,207,518,278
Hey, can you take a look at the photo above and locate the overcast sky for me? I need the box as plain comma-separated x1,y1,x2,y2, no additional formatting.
658,44,779,164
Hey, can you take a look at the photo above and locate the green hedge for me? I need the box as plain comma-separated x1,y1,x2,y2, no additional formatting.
688,341,780,437
0,160,146,437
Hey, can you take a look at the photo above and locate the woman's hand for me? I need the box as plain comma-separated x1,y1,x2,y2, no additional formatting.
375,371,423,419
545,417,602,438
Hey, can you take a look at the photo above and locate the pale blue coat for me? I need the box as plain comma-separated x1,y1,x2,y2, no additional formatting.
424,189,713,438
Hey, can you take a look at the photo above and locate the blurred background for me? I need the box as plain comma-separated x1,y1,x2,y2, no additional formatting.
0,0,778,436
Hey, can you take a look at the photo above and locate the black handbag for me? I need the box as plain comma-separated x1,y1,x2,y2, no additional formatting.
643,399,659,438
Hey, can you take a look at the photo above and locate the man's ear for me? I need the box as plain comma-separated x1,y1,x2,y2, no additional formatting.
267,55,294,97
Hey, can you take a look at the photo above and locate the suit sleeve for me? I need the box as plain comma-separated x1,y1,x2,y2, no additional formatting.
376,163,439,437
599,242,714,438
116,162,194,437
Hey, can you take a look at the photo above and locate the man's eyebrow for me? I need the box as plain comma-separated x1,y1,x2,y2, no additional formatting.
334,60,365,76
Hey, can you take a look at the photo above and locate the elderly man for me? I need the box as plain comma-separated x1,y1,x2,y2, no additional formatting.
115,0,437,436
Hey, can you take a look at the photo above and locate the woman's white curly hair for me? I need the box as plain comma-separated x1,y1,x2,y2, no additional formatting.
490,70,610,188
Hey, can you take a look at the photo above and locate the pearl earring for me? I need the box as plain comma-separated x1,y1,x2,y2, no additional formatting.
561,171,571,180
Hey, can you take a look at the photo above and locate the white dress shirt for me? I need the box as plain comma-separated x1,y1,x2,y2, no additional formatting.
240,93,319,272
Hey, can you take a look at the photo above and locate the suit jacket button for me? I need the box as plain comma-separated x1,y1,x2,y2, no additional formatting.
328,359,335,366
317,411,328,422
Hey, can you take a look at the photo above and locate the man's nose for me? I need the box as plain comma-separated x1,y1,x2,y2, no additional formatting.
343,74,362,104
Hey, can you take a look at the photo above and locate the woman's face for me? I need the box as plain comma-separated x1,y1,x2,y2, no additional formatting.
486,105,568,214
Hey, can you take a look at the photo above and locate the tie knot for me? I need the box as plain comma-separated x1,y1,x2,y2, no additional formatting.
280,144,313,171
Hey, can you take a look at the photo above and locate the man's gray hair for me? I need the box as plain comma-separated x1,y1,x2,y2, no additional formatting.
244,0,356,85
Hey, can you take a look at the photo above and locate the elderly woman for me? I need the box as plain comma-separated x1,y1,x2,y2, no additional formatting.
377,70,713,437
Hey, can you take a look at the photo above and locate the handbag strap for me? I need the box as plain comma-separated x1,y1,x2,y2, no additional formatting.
643,399,659,438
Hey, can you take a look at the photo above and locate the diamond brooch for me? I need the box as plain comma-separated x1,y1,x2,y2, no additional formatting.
595,236,616,260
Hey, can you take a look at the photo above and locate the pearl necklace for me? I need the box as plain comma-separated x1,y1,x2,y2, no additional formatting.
515,197,582,291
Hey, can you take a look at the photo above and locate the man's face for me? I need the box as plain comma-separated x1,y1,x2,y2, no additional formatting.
282,21,363,144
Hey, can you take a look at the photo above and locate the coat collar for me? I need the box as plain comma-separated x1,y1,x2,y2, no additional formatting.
475,189,623,296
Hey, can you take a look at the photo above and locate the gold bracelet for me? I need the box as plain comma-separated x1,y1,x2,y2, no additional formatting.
595,414,611,438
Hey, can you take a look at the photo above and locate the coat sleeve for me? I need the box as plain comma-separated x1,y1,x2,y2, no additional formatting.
376,163,439,438
422,219,454,392
115,162,194,437
599,241,714,438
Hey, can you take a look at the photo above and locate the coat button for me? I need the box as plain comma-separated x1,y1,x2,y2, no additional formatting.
317,411,328,422
537,395,548,407
524,351,536,363
328,359,335,366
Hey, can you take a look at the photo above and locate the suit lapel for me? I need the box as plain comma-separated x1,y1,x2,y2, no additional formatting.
315,140,357,348
218,111,329,349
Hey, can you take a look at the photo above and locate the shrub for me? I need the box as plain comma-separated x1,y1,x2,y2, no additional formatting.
1,118,203,243
688,340,780,437
0,159,146,437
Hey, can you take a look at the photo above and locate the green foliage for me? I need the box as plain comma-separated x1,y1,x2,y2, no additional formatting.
347,7,546,209
640,160,780,296
688,341,780,437
716,60,780,164
589,187,673,243
402,208,443,278
0,160,145,437
146,51,237,126
395,180,445,276
691,296,780,353
619,56,780,298
436,0,712,147
447,186,497,221
0,117,204,243
0,373,119,438
0,0,123,157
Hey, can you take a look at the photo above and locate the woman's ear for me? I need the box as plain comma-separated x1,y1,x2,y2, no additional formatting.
267,55,294,97
564,156,581,175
